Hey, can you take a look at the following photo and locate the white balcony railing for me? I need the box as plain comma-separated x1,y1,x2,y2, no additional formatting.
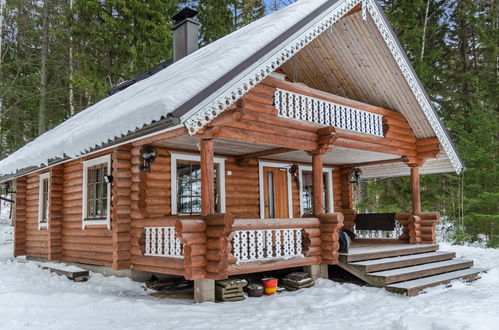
354,221,404,239
145,227,183,258
232,228,303,262
274,89,384,136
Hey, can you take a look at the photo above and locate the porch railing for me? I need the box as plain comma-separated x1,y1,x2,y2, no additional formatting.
274,89,384,137
232,228,303,262
144,226,183,258
354,221,404,239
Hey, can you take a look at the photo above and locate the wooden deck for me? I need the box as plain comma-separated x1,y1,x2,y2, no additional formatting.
339,243,439,262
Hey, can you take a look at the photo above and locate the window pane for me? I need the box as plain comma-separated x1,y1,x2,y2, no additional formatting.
176,160,220,215
177,163,192,179
178,179,191,196
86,163,110,220
191,164,201,179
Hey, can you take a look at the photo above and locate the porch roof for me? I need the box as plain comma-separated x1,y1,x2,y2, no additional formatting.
0,0,463,180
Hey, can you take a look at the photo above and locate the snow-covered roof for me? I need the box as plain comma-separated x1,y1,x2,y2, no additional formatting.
0,0,463,178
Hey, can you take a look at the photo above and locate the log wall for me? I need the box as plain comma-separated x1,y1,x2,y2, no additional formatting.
14,177,27,257
48,165,64,260
24,172,49,258
111,146,133,270
61,153,114,267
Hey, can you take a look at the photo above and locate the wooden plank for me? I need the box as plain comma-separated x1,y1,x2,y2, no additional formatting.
386,268,485,296
350,251,456,273
340,244,439,262
366,259,474,286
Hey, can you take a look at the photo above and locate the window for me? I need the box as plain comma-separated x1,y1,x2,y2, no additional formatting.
82,154,111,229
171,153,225,215
298,166,334,216
38,172,50,229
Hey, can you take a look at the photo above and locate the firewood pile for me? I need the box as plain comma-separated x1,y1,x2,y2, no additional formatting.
215,279,247,302
280,272,315,291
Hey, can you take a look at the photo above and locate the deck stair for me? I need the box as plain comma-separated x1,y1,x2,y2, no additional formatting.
338,244,485,296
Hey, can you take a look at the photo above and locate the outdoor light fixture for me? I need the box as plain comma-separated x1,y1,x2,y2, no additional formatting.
1,181,12,194
349,168,363,184
140,145,158,172
104,175,114,184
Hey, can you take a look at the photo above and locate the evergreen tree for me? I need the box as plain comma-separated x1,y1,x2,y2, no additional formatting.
197,0,235,45
71,0,180,110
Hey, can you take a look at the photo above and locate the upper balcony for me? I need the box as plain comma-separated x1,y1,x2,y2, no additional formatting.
274,88,384,137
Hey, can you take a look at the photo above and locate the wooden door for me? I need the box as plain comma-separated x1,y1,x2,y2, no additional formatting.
263,166,289,218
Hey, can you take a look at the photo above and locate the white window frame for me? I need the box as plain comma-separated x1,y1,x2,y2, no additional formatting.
38,172,50,230
258,161,294,219
82,154,112,230
171,152,226,215
298,165,334,216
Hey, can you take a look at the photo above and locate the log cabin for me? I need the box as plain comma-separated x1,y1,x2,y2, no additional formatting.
0,0,483,300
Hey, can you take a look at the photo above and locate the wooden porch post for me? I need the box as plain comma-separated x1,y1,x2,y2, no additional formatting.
312,153,324,216
198,139,215,302
200,139,215,216
410,166,421,214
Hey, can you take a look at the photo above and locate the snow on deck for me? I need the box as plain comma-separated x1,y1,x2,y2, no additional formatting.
1,225,498,330
0,0,328,176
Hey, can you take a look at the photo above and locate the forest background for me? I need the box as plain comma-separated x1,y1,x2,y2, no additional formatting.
0,0,496,246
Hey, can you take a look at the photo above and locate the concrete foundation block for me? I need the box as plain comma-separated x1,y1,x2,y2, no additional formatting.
304,264,329,281
194,279,215,303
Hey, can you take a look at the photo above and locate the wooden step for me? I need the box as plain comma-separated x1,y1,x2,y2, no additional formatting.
349,251,456,272
340,244,439,262
367,259,474,286
386,268,485,296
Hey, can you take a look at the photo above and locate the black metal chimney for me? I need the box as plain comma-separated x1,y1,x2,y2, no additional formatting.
172,7,200,62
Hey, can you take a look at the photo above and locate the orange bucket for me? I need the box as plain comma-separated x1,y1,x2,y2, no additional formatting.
262,278,278,295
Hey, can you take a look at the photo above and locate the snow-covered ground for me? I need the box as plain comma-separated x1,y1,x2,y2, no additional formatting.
0,224,498,330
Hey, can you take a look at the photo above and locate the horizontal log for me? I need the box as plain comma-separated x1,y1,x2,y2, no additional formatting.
334,138,417,157
238,99,278,115
186,255,206,268
205,213,235,227
184,267,207,280
416,137,440,146
214,126,317,151
130,264,184,276
232,218,319,231
130,255,184,269
183,244,207,256
225,120,317,142
179,233,206,245
228,255,321,275
176,219,206,234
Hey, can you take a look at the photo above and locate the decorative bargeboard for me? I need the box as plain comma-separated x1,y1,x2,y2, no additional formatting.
145,227,183,258
274,89,384,136
232,228,303,262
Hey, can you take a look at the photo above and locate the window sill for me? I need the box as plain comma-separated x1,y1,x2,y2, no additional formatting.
38,223,48,230
82,219,110,230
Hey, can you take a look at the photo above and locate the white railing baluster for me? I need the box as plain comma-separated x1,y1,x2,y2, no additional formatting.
233,227,305,263
241,231,248,261
274,89,383,136
257,230,265,259
354,221,404,240
145,228,151,255
144,226,183,258
266,230,273,258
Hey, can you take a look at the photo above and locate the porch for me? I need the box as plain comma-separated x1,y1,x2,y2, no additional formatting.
127,75,447,301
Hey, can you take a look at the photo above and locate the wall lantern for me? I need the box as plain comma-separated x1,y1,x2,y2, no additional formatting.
140,145,158,172
1,181,14,194
104,175,114,184
349,168,363,184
